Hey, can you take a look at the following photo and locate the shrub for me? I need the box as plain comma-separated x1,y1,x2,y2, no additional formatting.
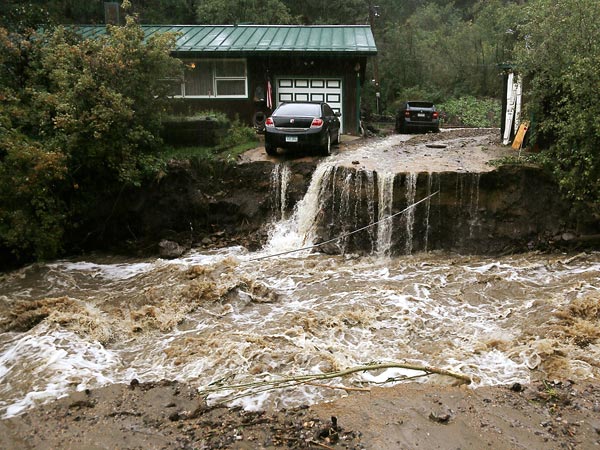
437,96,501,128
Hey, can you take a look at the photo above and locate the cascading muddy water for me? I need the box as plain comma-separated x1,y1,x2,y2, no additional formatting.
269,163,291,220
376,172,395,256
264,163,335,254
265,160,434,256
402,173,417,255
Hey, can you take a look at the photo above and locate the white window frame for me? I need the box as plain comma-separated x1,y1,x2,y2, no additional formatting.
175,58,248,99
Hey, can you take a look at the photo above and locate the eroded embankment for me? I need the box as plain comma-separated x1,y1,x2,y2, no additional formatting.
293,164,572,255
84,129,591,257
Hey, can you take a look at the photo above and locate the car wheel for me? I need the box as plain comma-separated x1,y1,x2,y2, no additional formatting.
265,144,277,156
321,132,332,156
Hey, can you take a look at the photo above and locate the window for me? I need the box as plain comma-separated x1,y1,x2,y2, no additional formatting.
175,59,247,98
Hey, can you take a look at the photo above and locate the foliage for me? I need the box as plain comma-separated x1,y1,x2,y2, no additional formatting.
218,119,257,150
0,16,181,264
284,0,366,25
196,0,293,24
0,1,200,28
164,110,229,124
374,0,525,112
437,96,501,128
160,119,259,162
515,0,600,215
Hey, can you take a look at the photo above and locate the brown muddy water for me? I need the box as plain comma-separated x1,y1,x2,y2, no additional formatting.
1,247,599,419
1,133,598,420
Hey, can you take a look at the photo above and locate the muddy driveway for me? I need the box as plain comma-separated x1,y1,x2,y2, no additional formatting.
240,127,516,173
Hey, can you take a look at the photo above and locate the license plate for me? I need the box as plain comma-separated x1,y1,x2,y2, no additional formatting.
285,135,298,143
417,113,426,117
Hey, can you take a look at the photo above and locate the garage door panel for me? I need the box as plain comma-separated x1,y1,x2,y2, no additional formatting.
326,93,340,103
276,77,343,132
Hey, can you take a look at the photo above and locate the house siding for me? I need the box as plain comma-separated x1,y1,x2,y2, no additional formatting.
171,55,368,134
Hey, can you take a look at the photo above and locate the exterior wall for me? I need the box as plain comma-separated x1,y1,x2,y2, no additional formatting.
170,54,368,135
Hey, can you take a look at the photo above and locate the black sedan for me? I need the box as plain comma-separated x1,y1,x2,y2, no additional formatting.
395,101,440,133
264,102,341,156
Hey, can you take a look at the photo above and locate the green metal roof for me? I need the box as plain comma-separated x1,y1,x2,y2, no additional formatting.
75,25,378,56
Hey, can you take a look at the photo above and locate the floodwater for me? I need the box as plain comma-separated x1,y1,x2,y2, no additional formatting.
1,131,598,419
2,246,599,419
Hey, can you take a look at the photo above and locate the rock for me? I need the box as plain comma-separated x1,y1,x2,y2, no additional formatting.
510,383,524,392
429,410,452,423
158,240,187,259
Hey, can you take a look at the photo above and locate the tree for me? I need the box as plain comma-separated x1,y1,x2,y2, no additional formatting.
515,0,600,216
196,0,293,25
0,15,181,266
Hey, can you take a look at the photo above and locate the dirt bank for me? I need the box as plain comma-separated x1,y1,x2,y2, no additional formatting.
2,378,599,449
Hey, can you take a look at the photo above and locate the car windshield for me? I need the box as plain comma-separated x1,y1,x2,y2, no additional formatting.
275,103,321,116
407,102,434,108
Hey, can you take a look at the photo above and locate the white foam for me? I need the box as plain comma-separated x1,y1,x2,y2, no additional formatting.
0,324,120,418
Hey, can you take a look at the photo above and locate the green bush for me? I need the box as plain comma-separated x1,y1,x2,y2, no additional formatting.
218,119,257,150
437,96,501,128
515,0,600,217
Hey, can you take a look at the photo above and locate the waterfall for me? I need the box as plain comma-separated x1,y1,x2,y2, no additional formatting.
265,163,335,254
423,173,433,252
265,164,424,257
376,172,395,257
269,163,291,220
364,171,377,252
403,173,417,254
468,173,481,238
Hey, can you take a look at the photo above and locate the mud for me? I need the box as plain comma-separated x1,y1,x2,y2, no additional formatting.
1,378,599,449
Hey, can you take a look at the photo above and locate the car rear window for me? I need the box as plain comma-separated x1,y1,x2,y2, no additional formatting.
275,103,321,116
407,102,434,108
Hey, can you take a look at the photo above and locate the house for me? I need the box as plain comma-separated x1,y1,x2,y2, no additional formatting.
77,24,378,134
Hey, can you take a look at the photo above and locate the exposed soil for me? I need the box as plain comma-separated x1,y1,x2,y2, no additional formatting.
2,378,600,449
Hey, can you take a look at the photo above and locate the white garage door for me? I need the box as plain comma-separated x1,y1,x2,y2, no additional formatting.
276,77,344,132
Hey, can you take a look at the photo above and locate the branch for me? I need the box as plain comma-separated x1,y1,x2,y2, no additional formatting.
199,362,472,401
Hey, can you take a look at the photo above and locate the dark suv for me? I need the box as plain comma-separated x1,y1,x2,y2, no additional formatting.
395,101,440,133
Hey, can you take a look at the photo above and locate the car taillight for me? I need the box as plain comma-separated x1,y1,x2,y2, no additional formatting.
310,118,324,128
432,111,439,119
404,110,410,117
265,117,274,127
